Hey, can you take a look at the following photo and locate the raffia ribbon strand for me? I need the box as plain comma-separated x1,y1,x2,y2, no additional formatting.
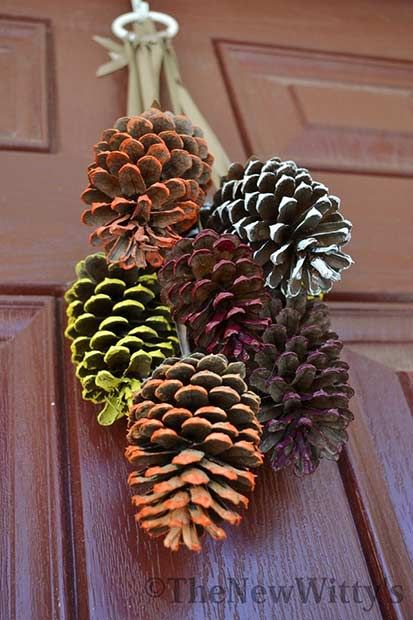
94,21,230,186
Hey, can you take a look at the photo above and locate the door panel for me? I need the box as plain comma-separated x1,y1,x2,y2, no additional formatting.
63,314,380,620
0,16,51,151
1,1,412,619
59,302,413,620
1,0,413,295
333,303,413,619
214,40,413,297
0,297,71,620
216,42,413,176
0,0,129,286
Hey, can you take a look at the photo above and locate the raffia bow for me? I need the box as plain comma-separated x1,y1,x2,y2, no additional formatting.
94,19,230,187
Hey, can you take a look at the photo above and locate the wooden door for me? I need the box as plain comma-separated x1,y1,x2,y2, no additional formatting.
1,1,412,619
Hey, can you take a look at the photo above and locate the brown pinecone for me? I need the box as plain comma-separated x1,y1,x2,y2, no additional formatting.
250,296,354,475
125,353,263,552
204,158,352,297
81,107,214,270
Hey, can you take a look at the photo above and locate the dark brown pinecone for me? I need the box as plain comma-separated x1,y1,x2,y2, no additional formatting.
250,296,354,475
158,229,270,362
204,158,352,297
81,106,214,270
125,353,263,551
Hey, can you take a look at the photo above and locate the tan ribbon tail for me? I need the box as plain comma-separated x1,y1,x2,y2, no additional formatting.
133,21,160,109
94,36,127,77
175,323,191,356
163,42,230,187
124,39,143,116
93,35,124,54
177,85,230,187
162,42,184,114
96,56,128,77
148,40,164,103
140,20,164,104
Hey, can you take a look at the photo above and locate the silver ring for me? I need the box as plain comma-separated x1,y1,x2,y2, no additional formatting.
112,11,179,42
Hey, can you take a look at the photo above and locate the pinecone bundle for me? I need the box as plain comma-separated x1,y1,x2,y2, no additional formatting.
81,106,214,270
250,296,354,475
158,229,270,362
125,353,263,551
65,252,179,424
205,158,352,297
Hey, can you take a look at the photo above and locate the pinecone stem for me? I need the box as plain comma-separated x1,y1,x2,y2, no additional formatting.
307,293,325,301
175,322,191,355
198,211,204,231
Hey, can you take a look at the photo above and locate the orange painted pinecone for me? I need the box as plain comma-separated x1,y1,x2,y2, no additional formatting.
125,353,263,552
81,107,214,270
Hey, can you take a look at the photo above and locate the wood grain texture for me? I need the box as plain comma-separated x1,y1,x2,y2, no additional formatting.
0,297,73,620
331,303,413,619
1,0,413,299
62,299,383,620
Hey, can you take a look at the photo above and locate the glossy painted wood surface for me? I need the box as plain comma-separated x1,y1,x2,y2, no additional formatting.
3,300,411,619
215,40,413,297
332,303,413,619
0,297,72,620
0,0,413,298
58,302,412,620
0,0,130,286
1,1,412,619
0,297,413,620
63,302,380,619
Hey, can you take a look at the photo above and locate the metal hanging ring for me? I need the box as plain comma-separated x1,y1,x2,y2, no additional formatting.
112,11,179,43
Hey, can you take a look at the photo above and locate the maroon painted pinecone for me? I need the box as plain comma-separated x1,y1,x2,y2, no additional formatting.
158,229,270,362
250,296,354,475
81,107,214,270
126,353,263,551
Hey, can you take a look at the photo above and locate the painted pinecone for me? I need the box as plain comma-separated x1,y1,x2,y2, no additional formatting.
65,253,179,425
158,229,269,362
125,353,263,552
81,107,214,270
250,296,354,475
205,158,352,297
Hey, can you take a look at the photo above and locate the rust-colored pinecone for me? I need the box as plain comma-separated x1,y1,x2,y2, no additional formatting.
204,158,352,297
250,296,354,475
81,107,214,270
125,353,263,552
158,229,269,362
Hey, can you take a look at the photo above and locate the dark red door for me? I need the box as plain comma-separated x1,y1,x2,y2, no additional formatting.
1,1,412,618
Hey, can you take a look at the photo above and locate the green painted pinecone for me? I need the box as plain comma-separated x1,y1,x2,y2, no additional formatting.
65,253,179,424
126,353,263,552
205,158,352,297
250,296,354,475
